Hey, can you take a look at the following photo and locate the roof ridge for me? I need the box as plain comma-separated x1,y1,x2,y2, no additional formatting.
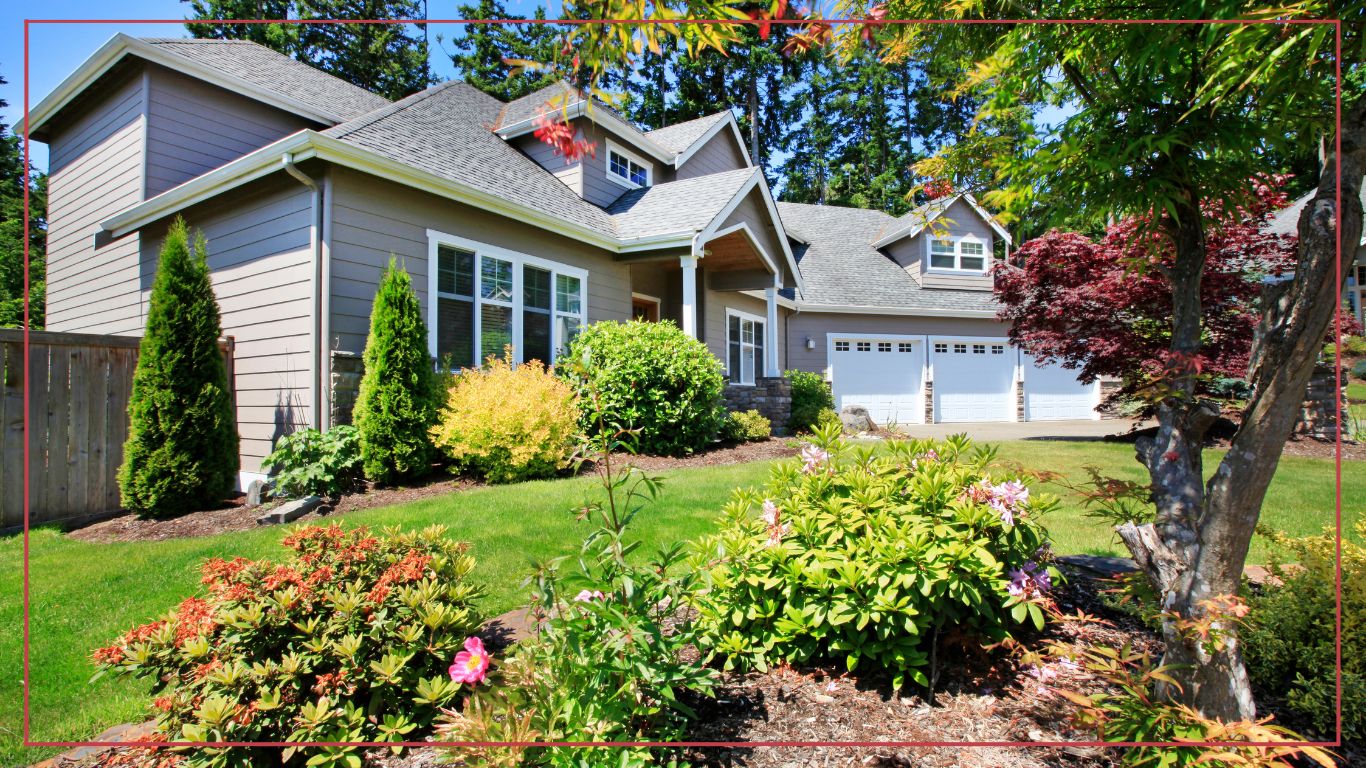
325,80,465,138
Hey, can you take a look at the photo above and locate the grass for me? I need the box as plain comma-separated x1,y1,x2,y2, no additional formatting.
1,439,1356,767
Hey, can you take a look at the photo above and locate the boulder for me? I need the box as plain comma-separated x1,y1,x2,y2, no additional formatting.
256,495,321,525
839,405,875,433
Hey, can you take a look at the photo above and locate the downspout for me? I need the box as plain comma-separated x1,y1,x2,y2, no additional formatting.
282,153,324,431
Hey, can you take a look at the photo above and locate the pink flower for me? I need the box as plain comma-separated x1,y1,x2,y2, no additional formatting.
992,498,1015,526
573,589,606,602
996,479,1029,507
449,636,491,684
766,522,792,547
800,444,829,474
760,499,780,526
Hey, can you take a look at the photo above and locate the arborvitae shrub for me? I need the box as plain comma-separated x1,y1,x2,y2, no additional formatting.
353,258,439,484
118,218,238,517
562,320,724,456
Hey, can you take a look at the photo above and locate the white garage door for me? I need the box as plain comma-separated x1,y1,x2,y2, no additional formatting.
829,338,924,426
1023,356,1100,421
932,339,1015,422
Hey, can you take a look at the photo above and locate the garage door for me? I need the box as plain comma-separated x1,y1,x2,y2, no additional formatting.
829,338,924,426
1023,356,1099,420
931,339,1015,422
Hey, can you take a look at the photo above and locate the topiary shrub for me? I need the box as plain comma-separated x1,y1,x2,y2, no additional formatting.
353,258,440,485
119,217,238,518
692,426,1057,690
723,409,771,443
261,425,362,499
1241,522,1365,741
91,523,485,766
785,369,834,434
561,319,724,456
431,350,580,483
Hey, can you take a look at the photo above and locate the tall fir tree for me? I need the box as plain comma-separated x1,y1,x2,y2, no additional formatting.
0,71,47,328
352,257,438,485
183,0,432,100
119,218,238,517
445,1,562,100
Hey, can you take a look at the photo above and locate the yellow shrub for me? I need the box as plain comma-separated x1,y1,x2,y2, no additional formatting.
432,351,580,483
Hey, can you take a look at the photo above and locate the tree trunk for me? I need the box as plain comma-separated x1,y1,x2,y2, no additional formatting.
747,73,761,166
1121,91,1366,721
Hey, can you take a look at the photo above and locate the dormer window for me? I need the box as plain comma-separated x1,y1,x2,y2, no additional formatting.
927,236,988,273
606,139,651,189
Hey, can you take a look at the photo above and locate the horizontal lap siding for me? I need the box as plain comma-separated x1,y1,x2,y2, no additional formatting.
328,167,630,355
785,313,1010,375
703,288,787,375
139,177,316,473
674,131,748,180
44,69,146,335
916,199,995,291
576,121,647,208
143,65,313,197
511,134,583,196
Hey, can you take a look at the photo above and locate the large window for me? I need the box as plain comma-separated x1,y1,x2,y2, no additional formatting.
726,309,766,386
927,236,988,273
606,139,651,189
428,232,587,370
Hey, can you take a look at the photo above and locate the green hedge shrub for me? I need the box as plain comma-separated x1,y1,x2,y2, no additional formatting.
353,258,440,484
562,320,724,456
261,425,363,499
431,352,580,483
119,218,238,517
92,523,484,767
1353,359,1366,381
724,409,771,443
1242,522,1365,741
785,369,834,433
693,427,1057,689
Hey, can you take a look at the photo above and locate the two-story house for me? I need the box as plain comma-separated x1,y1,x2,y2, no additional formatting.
29,34,1102,489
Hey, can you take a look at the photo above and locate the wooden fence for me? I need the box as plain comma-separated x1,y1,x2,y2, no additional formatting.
0,329,234,531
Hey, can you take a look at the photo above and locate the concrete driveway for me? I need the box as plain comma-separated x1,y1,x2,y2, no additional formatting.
886,419,1148,442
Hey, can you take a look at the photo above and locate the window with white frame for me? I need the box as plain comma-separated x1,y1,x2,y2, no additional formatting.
927,236,989,273
606,140,651,189
726,310,766,385
430,234,586,370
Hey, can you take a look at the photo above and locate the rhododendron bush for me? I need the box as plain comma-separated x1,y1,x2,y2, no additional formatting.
91,524,484,767
692,426,1059,690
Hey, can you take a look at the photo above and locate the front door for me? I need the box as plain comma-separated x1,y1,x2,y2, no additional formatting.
632,296,660,322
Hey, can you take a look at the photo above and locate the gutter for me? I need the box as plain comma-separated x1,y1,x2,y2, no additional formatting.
282,152,325,431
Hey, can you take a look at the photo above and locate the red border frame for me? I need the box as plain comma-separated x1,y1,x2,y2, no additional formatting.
18,13,1344,754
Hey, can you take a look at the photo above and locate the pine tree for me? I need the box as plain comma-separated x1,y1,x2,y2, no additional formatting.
0,71,47,328
446,1,563,100
352,257,438,485
119,218,238,517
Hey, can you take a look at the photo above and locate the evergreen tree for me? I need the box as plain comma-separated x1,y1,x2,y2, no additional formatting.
119,218,238,517
183,0,432,100
0,70,47,328
352,257,438,485
445,1,562,100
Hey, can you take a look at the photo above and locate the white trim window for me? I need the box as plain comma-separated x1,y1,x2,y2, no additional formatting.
726,309,766,386
606,139,652,189
927,235,989,273
428,231,587,369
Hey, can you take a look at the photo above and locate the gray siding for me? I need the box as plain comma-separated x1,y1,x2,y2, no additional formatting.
144,64,313,197
137,176,317,473
44,68,146,335
328,166,631,356
703,287,788,375
675,129,748,180
785,312,1010,374
511,133,583,197
911,199,996,291
579,120,656,207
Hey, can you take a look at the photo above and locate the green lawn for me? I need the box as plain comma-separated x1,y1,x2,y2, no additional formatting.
1349,380,1366,429
1,439,1356,767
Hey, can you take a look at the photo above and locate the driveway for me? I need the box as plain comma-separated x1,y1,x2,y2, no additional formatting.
887,419,1147,443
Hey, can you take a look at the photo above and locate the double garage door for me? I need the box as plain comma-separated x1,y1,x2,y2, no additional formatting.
829,336,1098,425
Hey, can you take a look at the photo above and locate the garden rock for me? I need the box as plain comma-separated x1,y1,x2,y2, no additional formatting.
245,479,268,507
255,495,321,525
839,405,874,433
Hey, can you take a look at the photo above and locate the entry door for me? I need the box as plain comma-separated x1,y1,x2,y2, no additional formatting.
931,339,1015,422
829,338,924,426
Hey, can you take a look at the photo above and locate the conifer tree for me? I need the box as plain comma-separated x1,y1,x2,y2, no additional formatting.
0,71,47,328
119,218,238,517
352,257,438,485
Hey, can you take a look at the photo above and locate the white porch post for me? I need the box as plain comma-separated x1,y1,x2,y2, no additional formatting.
680,255,698,338
764,284,780,377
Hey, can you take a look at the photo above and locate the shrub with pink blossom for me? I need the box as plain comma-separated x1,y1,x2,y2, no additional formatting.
692,423,1059,691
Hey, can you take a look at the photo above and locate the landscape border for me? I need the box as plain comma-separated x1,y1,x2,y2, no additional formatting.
16,11,1349,748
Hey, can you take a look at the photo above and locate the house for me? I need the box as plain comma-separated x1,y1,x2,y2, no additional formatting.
1263,186,1366,327
29,34,1102,490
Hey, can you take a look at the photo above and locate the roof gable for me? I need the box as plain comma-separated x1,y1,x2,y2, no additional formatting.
871,193,1012,249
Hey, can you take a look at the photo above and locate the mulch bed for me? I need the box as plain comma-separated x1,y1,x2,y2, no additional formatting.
618,437,801,472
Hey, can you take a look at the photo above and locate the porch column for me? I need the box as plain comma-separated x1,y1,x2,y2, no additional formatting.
764,284,780,377
680,255,698,338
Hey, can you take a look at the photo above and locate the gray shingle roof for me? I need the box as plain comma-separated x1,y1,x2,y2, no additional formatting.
140,38,389,122
1264,187,1366,245
608,168,755,239
494,82,656,147
777,202,999,313
643,111,729,155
